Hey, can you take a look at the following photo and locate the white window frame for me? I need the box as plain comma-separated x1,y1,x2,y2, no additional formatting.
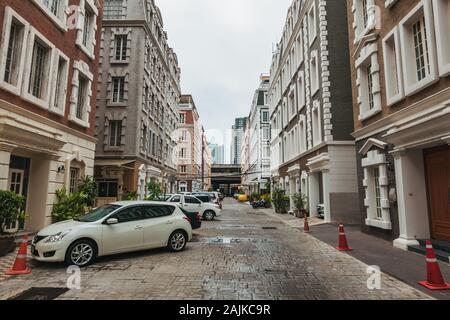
0,7,30,96
109,119,123,148
297,71,305,111
68,60,93,128
288,87,297,122
432,0,450,77
382,27,404,106
308,2,317,47
353,0,377,43
76,0,99,60
310,50,319,96
31,0,69,32
311,100,322,147
112,76,125,103
360,142,391,230
299,115,307,154
103,0,124,20
355,44,382,121
21,26,56,110
49,49,70,116
399,0,438,97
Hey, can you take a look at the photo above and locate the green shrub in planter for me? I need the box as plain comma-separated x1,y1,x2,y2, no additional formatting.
280,195,290,214
78,176,98,209
292,193,308,218
261,194,272,206
51,188,88,223
0,190,25,236
272,188,285,213
123,191,138,201
249,192,261,203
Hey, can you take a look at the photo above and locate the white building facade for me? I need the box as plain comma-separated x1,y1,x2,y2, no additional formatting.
242,75,271,194
269,0,359,223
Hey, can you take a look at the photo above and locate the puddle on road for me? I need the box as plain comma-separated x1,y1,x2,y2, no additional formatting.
198,237,274,244
213,224,259,230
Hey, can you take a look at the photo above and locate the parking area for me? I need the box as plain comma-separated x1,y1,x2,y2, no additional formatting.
0,199,432,300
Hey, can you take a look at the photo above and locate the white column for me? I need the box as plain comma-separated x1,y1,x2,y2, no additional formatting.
392,149,430,250
0,144,14,190
322,169,331,222
308,173,319,217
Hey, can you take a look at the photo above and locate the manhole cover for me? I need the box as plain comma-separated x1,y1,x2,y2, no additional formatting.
8,287,69,300
262,227,277,230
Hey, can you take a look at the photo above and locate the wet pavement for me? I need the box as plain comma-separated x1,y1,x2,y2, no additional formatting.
0,199,432,300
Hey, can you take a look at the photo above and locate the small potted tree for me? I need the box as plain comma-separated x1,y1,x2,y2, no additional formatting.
272,188,284,213
280,195,291,214
0,190,25,257
292,193,308,218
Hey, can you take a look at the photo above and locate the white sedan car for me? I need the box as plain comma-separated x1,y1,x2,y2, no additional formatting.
167,195,222,221
31,201,192,267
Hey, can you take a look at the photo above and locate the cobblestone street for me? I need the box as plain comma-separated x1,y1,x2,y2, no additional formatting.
0,199,432,300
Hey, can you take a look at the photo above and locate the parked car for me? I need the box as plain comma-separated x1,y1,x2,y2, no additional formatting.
179,207,202,230
155,194,173,201
189,193,214,203
31,201,192,267
167,194,222,221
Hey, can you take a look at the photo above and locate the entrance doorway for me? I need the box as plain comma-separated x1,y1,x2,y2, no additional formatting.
7,156,31,231
424,146,450,242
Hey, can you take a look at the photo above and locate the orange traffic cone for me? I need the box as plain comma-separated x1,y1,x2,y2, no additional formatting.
418,240,450,290
336,223,352,251
303,215,311,233
5,235,31,275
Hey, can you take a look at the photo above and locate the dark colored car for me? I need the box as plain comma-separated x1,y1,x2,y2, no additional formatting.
179,206,202,230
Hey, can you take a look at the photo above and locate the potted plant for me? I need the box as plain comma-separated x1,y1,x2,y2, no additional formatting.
280,195,290,214
272,188,285,213
292,193,308,218
248,192,260,203
0,190,25,257
146,180,162,201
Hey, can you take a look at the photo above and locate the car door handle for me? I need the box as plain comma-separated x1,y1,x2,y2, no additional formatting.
166,221,174,225
135,226,143,230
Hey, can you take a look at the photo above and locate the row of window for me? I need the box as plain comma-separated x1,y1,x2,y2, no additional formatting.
355,0,450,120
0,6,97,126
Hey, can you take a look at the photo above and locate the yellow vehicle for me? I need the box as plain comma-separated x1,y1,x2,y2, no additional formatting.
238,194,248,202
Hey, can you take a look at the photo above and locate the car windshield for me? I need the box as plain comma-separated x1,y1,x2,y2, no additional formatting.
76,205,122,222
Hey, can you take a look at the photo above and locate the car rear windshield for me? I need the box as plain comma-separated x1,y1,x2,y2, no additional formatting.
76,205,121,222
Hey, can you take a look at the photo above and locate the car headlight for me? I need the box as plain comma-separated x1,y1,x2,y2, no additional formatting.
45,230,72,243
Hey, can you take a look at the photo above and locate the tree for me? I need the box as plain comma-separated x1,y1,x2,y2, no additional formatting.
146,180,162,200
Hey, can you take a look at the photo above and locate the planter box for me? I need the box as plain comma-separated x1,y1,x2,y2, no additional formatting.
0,236,16,257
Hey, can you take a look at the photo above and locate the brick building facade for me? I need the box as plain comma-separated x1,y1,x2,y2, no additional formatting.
0,0,103,231
348,0,450,248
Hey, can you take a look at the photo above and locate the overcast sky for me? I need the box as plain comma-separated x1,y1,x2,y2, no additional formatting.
157,0,292,163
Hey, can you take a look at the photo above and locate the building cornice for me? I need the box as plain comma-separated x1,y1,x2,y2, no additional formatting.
352,87,450,141
0,99,97,143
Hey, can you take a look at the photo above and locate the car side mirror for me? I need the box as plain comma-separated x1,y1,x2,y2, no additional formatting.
106,218,118,225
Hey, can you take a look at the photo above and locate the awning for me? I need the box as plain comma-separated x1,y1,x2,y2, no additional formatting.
94,160,135,169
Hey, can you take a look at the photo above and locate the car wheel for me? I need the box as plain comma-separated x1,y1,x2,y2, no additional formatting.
203,210,215,221
65,239,97,267
168,230,187,252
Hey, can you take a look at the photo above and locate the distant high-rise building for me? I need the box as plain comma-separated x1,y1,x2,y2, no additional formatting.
230,117,247,165
209,144,225,164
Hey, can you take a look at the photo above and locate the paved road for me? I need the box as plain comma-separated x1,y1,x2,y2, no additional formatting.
0,199,431,300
